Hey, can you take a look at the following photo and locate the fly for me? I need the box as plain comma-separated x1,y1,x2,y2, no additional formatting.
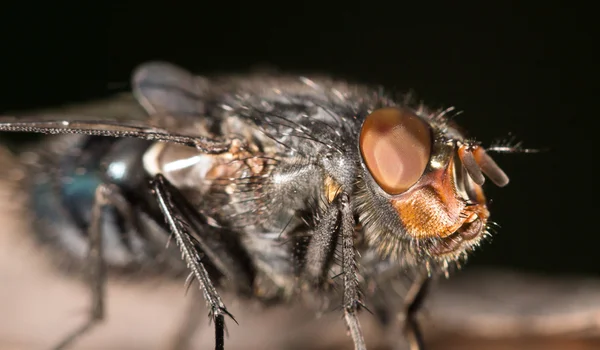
0,62,529,350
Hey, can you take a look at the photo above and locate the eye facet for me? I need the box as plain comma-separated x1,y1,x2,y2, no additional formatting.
359,107,432,195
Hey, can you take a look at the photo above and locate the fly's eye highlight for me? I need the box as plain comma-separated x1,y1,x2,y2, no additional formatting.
359,107,432,195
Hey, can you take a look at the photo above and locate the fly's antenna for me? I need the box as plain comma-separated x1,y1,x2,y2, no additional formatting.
457,141,510,187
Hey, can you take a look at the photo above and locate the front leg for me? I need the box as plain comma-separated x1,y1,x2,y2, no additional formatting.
302,193,366,350
303,196,342,286
339,193,367,350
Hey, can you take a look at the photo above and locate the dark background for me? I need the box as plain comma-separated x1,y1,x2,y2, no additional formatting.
0,3,593,275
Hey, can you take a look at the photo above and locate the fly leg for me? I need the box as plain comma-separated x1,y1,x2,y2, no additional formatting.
403,273,430,350
52,183,132,350
151,174,243,350
302,193,366,350
302,196,342,285
339,193,366,350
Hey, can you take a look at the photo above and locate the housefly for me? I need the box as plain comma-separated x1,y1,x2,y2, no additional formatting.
0,62,518,350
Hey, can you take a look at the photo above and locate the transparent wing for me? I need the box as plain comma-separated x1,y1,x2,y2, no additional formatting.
131,61,225,138
0,64,238,153
0,116,233,154
132,61,210,117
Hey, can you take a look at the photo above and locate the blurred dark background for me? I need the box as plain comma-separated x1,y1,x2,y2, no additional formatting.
0,3,593,275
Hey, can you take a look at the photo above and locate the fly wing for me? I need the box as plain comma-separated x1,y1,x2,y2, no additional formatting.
132,61,209,116
0,116,233,153
131,62,219,135
0,64,235,153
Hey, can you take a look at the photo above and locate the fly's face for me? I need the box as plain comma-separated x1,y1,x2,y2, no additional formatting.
356,107,509,269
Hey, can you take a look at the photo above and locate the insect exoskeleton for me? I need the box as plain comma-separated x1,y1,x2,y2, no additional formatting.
0,61,513,350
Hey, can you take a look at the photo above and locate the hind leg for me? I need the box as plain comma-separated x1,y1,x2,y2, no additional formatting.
52,183,132,350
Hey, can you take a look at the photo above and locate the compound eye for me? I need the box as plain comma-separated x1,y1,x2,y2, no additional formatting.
359,107,432,195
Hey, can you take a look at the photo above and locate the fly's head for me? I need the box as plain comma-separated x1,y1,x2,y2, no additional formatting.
356,106,509,273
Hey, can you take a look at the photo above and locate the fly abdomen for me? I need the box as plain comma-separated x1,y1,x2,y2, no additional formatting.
27,135,184,274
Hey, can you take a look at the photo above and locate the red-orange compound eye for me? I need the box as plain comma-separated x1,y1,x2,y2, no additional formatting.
359,107,432,195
